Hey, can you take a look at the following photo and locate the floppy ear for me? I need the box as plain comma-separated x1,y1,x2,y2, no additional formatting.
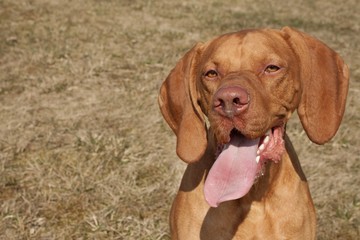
282,27,349,144
158,43,207,163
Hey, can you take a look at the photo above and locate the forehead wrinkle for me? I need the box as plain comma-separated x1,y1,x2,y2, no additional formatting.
242,31,293,59
208,35,244,72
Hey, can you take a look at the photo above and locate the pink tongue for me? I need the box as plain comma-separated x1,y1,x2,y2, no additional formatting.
204,135,260,207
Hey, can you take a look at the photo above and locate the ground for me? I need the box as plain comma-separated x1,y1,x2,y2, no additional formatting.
0,0,359,239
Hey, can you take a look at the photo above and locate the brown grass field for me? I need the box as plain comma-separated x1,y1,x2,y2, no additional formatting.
0,0,359,239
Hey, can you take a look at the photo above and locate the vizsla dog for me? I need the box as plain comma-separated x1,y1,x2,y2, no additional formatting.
158,27,349,239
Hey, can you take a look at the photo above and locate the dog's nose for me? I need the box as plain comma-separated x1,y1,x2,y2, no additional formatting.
213,86,249,118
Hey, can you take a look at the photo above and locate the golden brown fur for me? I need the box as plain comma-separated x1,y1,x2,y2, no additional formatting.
158,27,349,239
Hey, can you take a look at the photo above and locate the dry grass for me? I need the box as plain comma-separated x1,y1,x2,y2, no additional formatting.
0,0,359,239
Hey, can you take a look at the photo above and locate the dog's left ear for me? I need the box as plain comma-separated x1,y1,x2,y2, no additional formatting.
158,43,207,163
282,27,349,144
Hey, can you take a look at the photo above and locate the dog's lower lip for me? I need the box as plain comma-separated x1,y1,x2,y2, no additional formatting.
230,128,243,138
228,127,272,143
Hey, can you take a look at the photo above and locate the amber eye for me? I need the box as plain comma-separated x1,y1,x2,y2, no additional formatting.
265,65,280,73
204,70,218,79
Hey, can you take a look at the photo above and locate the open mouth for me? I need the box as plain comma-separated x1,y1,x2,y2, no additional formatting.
204,126,285,207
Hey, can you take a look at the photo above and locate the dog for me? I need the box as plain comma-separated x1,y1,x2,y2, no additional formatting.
158,27,349,239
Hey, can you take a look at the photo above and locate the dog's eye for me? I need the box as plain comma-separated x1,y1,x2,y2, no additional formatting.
265,65,280,73
205,70,218,79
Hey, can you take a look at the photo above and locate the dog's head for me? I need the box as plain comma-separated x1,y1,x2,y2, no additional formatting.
158,27,349,206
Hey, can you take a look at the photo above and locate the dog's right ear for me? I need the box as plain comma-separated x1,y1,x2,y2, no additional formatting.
158,43,207,163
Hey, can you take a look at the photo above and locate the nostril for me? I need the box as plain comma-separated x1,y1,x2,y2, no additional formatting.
214,98,225,108
233,97,241,106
